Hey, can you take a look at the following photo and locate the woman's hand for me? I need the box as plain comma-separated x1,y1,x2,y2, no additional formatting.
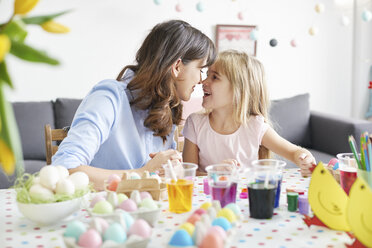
294,149,316,177
145,149,182,174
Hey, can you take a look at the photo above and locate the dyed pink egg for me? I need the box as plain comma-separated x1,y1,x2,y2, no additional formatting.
194,208,207,216
78,229,102,248
107,174,121,184
107,178,120,191
129,219,152,238
207,226,226,240
199,232,224,248
140,191,152,200
119,199,138,212
187,213,201,225
90,195,105,208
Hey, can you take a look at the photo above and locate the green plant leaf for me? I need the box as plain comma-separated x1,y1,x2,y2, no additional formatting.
22,10,71,25
0,61,13,89
0,84,24,176
2,19,27,42
10,39,60,65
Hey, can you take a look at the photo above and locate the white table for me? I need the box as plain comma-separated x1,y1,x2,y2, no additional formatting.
0,168,352,248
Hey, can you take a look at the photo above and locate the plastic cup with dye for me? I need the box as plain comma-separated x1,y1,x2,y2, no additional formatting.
246,159,282,219
163,161,197,213
205,164,238,208
337,153,358,195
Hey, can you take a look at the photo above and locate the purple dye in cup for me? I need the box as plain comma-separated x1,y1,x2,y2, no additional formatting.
210,182,237,207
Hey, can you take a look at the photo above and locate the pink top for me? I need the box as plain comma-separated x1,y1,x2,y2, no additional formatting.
183,113,269,172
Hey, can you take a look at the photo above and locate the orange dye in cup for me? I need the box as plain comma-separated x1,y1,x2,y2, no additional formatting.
167,179,194,213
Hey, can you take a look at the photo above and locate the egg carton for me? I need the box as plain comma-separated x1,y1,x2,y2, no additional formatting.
110,177,167,201
64,236,149,248
87,205,162,227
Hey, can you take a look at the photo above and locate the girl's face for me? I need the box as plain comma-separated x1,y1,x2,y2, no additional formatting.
202,64,233,110
174,59,206,101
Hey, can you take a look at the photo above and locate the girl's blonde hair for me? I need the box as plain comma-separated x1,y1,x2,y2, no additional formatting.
214,50,271,159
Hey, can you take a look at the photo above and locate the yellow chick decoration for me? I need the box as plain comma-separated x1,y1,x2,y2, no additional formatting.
346,178,372,247
308,162,350,231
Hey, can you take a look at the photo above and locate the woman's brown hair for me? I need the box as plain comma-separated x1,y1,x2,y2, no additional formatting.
117,20,216,142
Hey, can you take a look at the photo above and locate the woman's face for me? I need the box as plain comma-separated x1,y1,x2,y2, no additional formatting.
174,59,206,101
202,64,233,110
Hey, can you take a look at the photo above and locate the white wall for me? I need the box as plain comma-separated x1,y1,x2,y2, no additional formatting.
1,0,369,118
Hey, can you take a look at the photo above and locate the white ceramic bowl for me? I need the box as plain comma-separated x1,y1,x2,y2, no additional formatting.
17,193,89,225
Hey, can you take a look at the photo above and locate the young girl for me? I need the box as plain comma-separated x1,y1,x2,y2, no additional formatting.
52,20,216,190
182,50,315,177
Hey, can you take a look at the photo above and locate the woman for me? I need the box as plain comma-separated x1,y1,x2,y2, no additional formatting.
52,20,216,190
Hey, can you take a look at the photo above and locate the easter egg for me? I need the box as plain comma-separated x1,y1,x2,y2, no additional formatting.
130,190,141,205
207,225,226,240
207,206,217,220
69,172,89,190
201,213,212,227
55,165,69,180
64,220,86,241
78,229,102,248
55,178,75,195
139,198,158,210
39,166,59,191
194,208,207,216
129,219,152,238
29,184,54,202
200,202,212,210
103,223,127,243
169,229,193,246
119,199,138,212
107,174,121,184
107,178,120,191
187,213,201,225
107,191,118,208
224,203,241,218
32,176,40,185
90,195,105,208
199,232,224,248
179,222,195,236
212,217,232,231
118,210,134,229
218,208,236,223
117,193,128,204
90,217,109,234
130,172,141,179
140,191,152,200
92,200,113,214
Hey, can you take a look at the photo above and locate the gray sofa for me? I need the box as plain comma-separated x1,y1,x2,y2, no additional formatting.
1,93,371,188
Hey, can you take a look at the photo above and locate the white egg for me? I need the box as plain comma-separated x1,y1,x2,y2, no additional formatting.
201,213,212,228
55,178,75,195
207,207,217,220
32,176,40,185
130,172,141,179
55,165,69,180
130,190,141,205
29,184,55,202
39,166,60,191
68,172,89,190
107,192,118,208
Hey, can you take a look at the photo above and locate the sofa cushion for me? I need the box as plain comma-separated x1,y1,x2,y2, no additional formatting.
13,101,55,160
269,94,311,147
54,98,82,128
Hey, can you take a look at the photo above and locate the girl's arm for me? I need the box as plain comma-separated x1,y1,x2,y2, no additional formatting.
183,138,206,175
70,149,181,191
261,127,316,177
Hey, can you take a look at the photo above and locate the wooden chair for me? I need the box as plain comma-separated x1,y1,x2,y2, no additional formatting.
44,124,69,165
175,125,184,153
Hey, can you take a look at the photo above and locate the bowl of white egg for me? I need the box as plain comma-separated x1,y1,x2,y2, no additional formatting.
15,165,91,225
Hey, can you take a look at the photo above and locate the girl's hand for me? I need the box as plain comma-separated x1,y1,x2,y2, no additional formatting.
294,149,316,177
221,159,241,171
146,149,182,174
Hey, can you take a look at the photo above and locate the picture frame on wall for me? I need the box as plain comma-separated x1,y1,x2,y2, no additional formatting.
215,24,257,56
